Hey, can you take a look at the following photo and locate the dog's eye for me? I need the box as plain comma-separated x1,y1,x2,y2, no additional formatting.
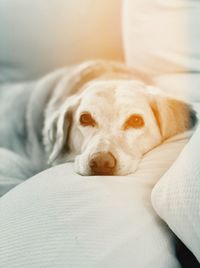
124,114,144,129
80,112,96,127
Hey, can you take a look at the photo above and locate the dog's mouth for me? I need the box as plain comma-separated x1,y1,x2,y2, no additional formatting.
75,165,138,176
74,151,140,176
90,170,116,176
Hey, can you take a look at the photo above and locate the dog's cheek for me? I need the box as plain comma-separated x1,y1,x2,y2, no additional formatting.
114,148,140,175
117,157,140,175
68,125,84,155
139,129,162,155
74,156,82,175
74,154,91,176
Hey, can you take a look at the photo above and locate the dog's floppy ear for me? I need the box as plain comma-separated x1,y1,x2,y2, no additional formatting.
150,93,197,140
43,94,80,164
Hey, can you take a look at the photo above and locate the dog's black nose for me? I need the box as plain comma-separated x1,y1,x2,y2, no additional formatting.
89,152,116,175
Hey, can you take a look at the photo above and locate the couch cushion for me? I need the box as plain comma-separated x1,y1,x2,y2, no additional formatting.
0,130,191,268
152,104,200,263
123,0,200,102
123,0,200,76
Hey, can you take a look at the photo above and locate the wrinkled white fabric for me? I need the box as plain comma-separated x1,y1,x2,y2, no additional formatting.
0,131,190,268
152,104,200,262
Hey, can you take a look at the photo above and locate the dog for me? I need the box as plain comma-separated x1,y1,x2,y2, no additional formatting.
0,60,197,178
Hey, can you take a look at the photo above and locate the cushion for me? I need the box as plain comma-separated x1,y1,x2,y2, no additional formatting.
151,104,200,262
123,0,200,76
153,74,200,103
0,130,191,268
0,0,123,83
123,0,200,102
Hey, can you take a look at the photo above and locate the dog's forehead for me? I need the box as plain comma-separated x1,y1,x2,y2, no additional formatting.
80,80,148,107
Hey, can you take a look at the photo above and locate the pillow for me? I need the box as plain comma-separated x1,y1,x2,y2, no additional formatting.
153,73,200,103
123,0,200,102
0,0,123,83
152,104,200,262
123,0,200,76
0,131,191,268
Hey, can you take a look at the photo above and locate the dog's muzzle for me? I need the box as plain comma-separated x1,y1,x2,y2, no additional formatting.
89,151,116,175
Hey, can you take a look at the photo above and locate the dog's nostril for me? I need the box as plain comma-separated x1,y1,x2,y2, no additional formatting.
89,152,116,175
89,159,97,168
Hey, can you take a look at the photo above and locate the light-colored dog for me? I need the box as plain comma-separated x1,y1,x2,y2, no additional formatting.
43,61,197,176
0,60,197,178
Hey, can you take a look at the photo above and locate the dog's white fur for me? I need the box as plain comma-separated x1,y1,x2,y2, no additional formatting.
42,61,196,176
0,60,197,180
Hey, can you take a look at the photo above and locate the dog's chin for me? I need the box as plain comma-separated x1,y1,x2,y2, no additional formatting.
74,164,138,176
74,169,137,176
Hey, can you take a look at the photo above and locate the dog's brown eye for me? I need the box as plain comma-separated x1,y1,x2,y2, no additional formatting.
124,114,144,129
80,112,96,127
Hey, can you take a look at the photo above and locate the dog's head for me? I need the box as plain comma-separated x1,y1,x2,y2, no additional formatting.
43,78,197,176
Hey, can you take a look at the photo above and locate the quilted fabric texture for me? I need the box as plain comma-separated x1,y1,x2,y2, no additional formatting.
152,105,200,262
0,132,190,268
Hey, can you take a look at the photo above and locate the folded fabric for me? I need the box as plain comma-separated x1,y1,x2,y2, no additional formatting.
0,131,191,268
152,105,200,262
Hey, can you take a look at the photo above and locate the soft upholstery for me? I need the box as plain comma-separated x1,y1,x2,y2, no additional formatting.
0,132,191,268
123,0,200,101
1,0,200,266
123,0,200,262
123,0,200,75
0,0,123,83
152,104,200,262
